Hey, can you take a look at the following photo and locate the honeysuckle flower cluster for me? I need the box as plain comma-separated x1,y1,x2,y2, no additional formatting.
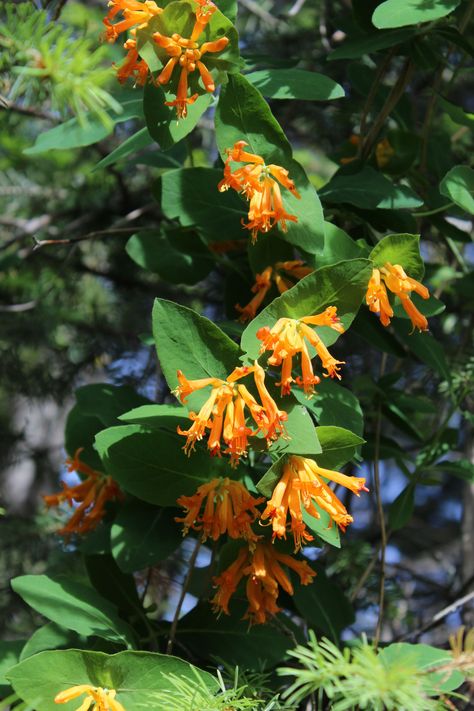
175,477,264,541
257,307,345,397
366,262,430,332
211,541,316,624
174,362,288,466
153,0,228,118
43,449,123,536
218,140,301,242
236,260,313,322
103,0,162,85
261,455,368,551
55,684,125,710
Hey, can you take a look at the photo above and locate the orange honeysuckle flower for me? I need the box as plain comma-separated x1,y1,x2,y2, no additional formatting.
261,455,368,551
366,262,429,331
257,307,345,397
236,261,313,322
115,38,149,85
55,684,126,710
103,0,162,43
218,141,301,243
211,541,316,624
152,0,229,118
176,477,264,541
340,134,394,168
43,449,123,536
174,363,287,466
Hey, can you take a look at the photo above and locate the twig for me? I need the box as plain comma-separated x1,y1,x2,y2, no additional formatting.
358,49,395,152
167,537,201,655
374,353,388,650
0,94,58,122
238,0,288,29
401,591,474,641
361,59,414,162
350,542,381,602
32,227,138,250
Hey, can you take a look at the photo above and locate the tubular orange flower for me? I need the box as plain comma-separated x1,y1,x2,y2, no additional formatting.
115,37,149,85
261,455,368,550
103,0,161,43
43,449,123,536
152,0,229,118
174,363,287,466
211,541,316,624
366,262,429,331
218,141,301,243
176,477,264,541
55,684,126,710
236,261,313,323
257,307,345,397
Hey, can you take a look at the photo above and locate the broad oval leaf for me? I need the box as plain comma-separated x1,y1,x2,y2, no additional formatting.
7,649,218,711
11,575,136,648
440,165,474,215
373,0,461,29
369,233,424,280
319,166,423,210
95,424,243,506
246,69,344,101
152,297,239,389
315,425,365,469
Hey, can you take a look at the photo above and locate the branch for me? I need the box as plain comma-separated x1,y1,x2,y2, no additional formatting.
0,94,58,122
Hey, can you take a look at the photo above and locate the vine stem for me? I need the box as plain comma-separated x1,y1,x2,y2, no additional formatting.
166,537,201,655
357,49,395,155
374,353,388,650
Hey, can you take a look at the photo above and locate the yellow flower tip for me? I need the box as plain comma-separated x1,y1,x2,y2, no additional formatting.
55,685,125,710
55,685,93,703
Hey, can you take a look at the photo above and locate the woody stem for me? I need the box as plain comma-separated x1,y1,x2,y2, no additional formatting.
374,353,388,650
166,537,201,654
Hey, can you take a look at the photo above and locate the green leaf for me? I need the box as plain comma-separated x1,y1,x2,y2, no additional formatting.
159,167,247,241
111,500,182,573
152,297,239,389
246,69,344,100
319,167,423,210
294,379,364,437
426,459,474,483
75,383,150,428
95,424,240,506
215,74,325,252
388,483,415,530
315,426,365,469
373,0,461,28
393,321,451,381
126,228,212,284
369,233,424,280
328,28,416,60
94,127,153,171
11,575,136,648
440,165,474,215
24,100,142,154
176,602,292,667
270,403,322,457
118,403,188,428
19,623,80,661
438,96,474,129
0,640,25,686
293,569,354,640
144,83,213,150
307,222,369,267
379,644,464,695
7,649,218,711
240,259,373,361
